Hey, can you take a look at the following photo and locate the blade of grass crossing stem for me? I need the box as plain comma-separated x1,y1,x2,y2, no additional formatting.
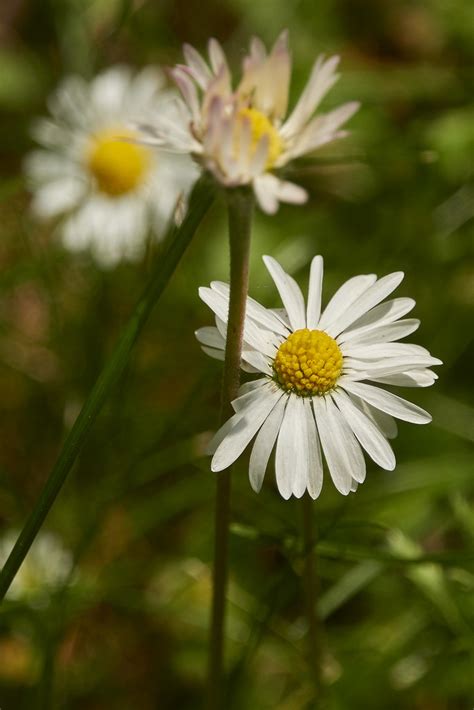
0,177,214,602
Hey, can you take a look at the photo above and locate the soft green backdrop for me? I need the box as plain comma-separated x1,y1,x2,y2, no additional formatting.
0,0,473,708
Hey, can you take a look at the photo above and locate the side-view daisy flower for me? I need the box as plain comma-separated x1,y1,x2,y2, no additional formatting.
140,31,359,214
25,66,198,267
196,256,442,499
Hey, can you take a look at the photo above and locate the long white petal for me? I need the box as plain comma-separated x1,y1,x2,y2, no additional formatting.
340,380,432,424
306,255,324,329
318,274,377,331
275,395,307,499
211,385,283,471
312,396,363,493
332,390,395,470
341,319,420,346
195,326,224,349
210,281,289,336
327,272,405,338
371,369,438,388
249,395,287,493
303,398,324,499
263,255,306,331
337,298,416,343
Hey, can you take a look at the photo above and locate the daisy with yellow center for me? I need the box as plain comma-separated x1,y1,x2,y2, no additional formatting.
196,255,442,499
139,31,360,214
25,66,198,267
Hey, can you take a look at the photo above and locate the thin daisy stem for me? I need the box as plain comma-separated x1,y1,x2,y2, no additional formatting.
302,495,324,703
208,187,254,709
0,177,214,602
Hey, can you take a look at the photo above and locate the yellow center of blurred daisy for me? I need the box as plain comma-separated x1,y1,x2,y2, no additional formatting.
273,329,343,396
237,108,283,169
87,128,151,196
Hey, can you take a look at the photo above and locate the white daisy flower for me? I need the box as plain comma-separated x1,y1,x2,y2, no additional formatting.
196,256,442,499
25,66,199,267
139,30,359,214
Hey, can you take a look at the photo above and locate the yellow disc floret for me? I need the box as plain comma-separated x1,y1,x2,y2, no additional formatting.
273,329,343,396
236,107,283,169
86,128,151,196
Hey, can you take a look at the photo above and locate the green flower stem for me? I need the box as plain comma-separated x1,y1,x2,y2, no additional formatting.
0,177,214,602
302,495,324,702
207,187,254,709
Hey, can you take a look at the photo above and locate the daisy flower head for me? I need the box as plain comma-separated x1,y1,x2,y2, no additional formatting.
25,66,198,267
196,256,442,499
140,31,359,214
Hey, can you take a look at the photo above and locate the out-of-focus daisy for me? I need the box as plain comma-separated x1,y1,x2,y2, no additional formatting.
139,31,359,214
25,66,198,267
196,256,441,499
0,529,74,605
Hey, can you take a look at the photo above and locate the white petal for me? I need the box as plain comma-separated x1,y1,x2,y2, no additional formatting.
183,44,212,89
210,281,289,336
332,390,396,470
351,396,398,440
338,298,416,343
303,398,323,499
342,342,432,360
238,378,268,396
345,355,442,378
318,274,377,331
340,380,432,424
312,396,365,493
327,272,405,338
284,101,360,160
201,345,225,361
249,395,287,493
340,319,420,346
275,395,307,499
263,255,306,331
195,326,224,349
371,369,438,388
281,55,340,139
211,386,283,471
306,255,324,329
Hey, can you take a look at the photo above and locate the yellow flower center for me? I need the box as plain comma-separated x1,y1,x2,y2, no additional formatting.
86,128,151,196
236,107,283,169
273,329,343,396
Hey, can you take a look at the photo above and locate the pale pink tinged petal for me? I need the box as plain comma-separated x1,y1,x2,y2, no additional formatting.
263,255,306,331
253,174,279,214
319,274,377,331
208,38,229,75
183,43,212,89
280,55,340,139
202,65,232,117
250,35,268,62
338,298,416,343
326,272,405,338
286,101,360,160
306,255,324,329
332,390,396,470
303,398,323,499
340,380,432,424
170,68,200,122
212,386,284,471
236,115,253,176
247,134,270,178
254,30,291,120
249,395,287,493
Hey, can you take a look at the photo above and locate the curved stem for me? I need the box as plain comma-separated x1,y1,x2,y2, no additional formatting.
0,178,214,602
207,187,254,709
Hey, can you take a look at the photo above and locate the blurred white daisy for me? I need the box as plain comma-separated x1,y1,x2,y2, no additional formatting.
0,529,74,605
25,66,198,267
139,30,359,214
196,256,441,499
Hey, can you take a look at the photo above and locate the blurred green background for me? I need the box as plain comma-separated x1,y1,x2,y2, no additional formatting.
0,0,473,708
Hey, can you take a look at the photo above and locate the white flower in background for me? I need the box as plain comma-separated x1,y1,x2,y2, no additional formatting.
0,529,74,604
139,30,359,214
196,256,441,499
25,66,198,267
